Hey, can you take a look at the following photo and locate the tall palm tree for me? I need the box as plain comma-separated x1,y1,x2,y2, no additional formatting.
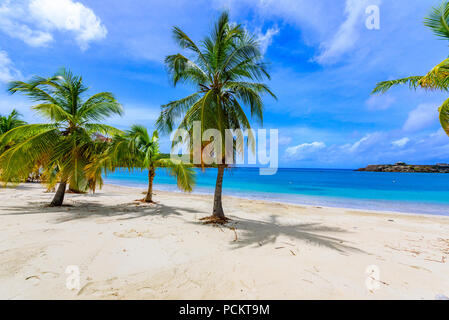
0,109,27,134
0,68,123,206
372,1,449,136
157,12,276,221
87,125,195,203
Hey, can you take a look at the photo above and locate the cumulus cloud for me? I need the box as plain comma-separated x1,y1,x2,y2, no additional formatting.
392,137,410,148
0,1,53,47
403,103,439,132
286,141,326,159
216,0,382,64
0,0,107,50
0,50,21,83
315,0,378,64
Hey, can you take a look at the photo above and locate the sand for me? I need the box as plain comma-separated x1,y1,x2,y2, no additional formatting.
0,183,448,300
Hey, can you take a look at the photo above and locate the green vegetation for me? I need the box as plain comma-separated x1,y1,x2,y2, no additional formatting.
0,68,123,206
0,109,26,134
0,109,27,154
372,0,449,137
87,125,195,203
157,12,275,220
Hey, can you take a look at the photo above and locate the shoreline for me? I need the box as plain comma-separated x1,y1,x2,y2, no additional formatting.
1,183,448,299
106,182,449,219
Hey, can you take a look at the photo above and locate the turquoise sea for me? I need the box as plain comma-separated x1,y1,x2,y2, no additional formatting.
104,168,449,216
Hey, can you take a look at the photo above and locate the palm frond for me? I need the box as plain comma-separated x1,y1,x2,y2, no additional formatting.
159,11,275,166
79,92,123,122
157,92,201,133
157,158,196,192
84,123,124,137
0,128,60,182
165,54,210,86
372,76,424,94
1,68,123,200
32,103,72,122
439,97,449,136
424,1,449,41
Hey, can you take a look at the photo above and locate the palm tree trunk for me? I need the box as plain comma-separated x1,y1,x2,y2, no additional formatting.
144,167,155,203
212,164,226,219
50,181,67,207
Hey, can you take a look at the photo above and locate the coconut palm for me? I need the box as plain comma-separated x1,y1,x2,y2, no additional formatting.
87,125,195,203
0,109,27,135
157,12,276,221
0,109,27,155
372,1,449,136
0,68,123,206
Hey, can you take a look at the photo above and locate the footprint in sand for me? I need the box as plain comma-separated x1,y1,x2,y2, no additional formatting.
113,229,152,238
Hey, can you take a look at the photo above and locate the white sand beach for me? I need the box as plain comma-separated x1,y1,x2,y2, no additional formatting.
0,183,448,300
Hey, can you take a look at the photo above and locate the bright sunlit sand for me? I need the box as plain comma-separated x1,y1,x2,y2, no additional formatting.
1,183,448,300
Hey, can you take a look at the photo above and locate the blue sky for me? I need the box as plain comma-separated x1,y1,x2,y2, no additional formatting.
0,0,448,168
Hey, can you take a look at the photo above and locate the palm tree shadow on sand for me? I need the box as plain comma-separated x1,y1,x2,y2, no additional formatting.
2,201,363,254
0,201,198,223
193,215,364,254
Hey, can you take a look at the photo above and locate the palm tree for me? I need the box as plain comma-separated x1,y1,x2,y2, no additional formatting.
0,68,123,206
0,109,27,134
87,125,195,203
0,109,27,155
157,12,276,221
372,1,449,136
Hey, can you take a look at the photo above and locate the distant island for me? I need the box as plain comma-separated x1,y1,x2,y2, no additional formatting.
356,162,449,173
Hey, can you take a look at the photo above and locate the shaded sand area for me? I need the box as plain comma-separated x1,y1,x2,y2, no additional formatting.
0,183,448,300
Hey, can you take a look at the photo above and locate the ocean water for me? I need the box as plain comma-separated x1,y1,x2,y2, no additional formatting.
104,167,449,216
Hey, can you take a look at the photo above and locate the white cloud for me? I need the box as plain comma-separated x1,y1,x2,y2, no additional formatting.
0,1,53,47
346,134,370,152
392,137,410,148
0,50,21,83
255,25,279,54
0,0,107,50
342,132,384,153
216,0,330,31
430,128,447,139
365,94,395,111
286,141,326,159
403,103,439,132
216,0,382,64
315,0,377,64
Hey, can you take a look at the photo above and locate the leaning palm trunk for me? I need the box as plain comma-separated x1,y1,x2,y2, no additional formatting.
212,164,225,219
50,181,67,207
144,167,155,203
